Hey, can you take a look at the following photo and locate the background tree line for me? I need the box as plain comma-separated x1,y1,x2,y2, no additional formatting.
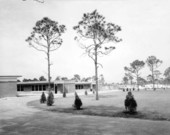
123,55,170,90
21,74,105,85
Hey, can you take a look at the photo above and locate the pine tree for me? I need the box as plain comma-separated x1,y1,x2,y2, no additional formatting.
47,91,54,106
40,92,46,103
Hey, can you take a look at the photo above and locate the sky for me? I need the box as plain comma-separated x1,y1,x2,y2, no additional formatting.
0,0,170,83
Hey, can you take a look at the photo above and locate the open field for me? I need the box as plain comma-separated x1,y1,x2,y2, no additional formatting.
28,89,170,121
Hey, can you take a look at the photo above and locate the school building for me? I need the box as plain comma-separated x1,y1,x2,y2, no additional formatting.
0,75,21,98
17,80,96,94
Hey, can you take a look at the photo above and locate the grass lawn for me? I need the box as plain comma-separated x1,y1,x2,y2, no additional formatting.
28,89,170,121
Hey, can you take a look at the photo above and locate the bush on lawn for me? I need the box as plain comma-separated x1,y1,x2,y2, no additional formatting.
47,91,54,106
124,92,137,113
63,91,66,97
85,90,88,95
73,92,82,110
40,92,46,103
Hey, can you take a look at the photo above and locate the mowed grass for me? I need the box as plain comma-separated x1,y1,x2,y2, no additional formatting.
28,89,170,121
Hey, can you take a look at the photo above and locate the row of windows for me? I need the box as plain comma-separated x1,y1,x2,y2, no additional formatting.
75,84,93,90
17,85,47,91
17,86,24,91
17,84,92,91
32,85,46,91
75,85,84,89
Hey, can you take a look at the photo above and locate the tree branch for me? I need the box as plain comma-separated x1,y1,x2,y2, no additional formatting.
87,50,95,62
34,0,44,3
49,35,60,44
42,35,47,41
97,62,103,68
50,45,61,51
32,38,47,48
30,44,47,54
79,32,93,39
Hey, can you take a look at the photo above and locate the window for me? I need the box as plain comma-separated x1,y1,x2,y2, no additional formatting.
32,85,34,91
36,85,38,91
75,85,84,90
21,86,24,91
43,85,46,90
39,85,42,91
17,85,20,91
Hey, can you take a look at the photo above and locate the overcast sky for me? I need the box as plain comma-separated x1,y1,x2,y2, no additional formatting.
0,0,170,83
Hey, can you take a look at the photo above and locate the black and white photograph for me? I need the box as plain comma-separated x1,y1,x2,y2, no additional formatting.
0,0,170,134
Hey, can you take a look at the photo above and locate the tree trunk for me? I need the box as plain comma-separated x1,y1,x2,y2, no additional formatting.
95,46,99,100
151,67,155,90
47,39,51,91
136,73,139,91
131,79,132,87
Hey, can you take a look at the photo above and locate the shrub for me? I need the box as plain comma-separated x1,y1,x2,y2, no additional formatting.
125,98,137,113
129,98,137,113
73,92,83,110
85,90,88,95
47,91,54,106
40,92,46,103
74,98,82,109
124,92,137,113
63,91,66,97
74,98,82,110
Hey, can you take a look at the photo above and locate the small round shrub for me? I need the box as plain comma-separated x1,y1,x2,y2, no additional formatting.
63,91,66,97
85,90,88,95
47,91,54,106
124,98,137,113
40,92,46,103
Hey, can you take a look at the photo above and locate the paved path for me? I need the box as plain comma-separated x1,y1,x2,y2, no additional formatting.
0,96,39,120
1,95,170,135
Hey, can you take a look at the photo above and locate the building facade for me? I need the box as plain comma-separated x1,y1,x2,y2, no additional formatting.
0,76,21,98
17,80,96,94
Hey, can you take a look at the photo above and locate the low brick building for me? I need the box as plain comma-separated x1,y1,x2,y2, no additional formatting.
0,76,21,98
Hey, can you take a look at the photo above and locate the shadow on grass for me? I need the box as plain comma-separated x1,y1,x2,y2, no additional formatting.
28,100,170,122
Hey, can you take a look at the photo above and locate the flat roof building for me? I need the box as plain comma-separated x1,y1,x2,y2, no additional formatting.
0,75,21,98
17,80,96,94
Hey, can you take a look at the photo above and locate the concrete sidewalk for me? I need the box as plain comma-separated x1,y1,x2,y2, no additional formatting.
0,96,39,120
